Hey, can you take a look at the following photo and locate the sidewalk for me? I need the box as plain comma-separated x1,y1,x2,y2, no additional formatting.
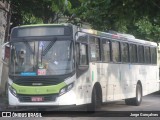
0,95,7,111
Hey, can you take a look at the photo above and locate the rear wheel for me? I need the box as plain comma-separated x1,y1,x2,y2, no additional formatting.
125,83,142,106
136,84,142,105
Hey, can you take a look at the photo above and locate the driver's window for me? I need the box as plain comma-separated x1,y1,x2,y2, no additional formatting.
79,43,88,65
76,32,89,78
76,32,88,66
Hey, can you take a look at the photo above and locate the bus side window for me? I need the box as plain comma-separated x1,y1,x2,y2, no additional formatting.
129,44,137,63
76,32,88,66
89,36,100,62
102,39,111,62
79,43,88,65
112,41,120,62
76,43,80,65
144,46,151,64
151,47,157,64
76,43,89,78
138,45,144,63
121,42,129,63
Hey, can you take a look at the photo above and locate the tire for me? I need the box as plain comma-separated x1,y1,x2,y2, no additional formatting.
135,83,142,106
125,98,132,105
86,87,97,112
125,83,142,106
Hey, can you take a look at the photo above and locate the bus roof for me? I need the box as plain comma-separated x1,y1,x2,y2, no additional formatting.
80,28,157,46
132,39,157,46
15,23,73,28
12,23,157,46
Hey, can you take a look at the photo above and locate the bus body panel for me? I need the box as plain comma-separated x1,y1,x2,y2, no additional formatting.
74,69,91,105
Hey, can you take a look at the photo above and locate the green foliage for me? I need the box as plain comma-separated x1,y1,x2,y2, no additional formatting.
135,17,153,40
22,13,43,25
74,0,160,42
134,16,160,42
9,0,72,28
8,0,160,42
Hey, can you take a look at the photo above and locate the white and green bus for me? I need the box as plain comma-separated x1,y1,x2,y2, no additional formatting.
7,23,160,111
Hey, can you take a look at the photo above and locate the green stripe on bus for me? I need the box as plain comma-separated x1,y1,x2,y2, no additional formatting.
92,71,94,81
12,82,66,95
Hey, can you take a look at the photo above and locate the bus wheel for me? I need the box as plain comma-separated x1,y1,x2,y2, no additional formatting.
134,83,142,106
86,87,97,112
125,83,142,106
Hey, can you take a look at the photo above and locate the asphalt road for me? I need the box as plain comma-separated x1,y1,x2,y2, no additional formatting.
99,92,160,111
0,91,160,119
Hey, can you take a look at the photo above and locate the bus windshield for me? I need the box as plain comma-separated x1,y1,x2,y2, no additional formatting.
10,40,74,76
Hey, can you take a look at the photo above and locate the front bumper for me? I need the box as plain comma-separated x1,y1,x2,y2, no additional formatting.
8,89,76,106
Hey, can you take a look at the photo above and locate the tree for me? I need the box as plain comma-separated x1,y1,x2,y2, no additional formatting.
9,0,72,28
7,0,160,42
75,0,160,42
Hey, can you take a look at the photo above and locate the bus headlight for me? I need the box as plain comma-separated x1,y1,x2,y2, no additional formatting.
59,83,74,96
9,85,17,97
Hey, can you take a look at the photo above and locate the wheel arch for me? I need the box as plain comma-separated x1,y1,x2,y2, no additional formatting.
92,82,102,103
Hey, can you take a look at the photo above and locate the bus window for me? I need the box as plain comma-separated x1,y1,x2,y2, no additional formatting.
144,46,151,64
76,32,88,44
151,47,157,64
129,44,137,63
76,42,88,78
76,43,80,65
138,45,144,63
112,41,120,62
121,42,129,63
89,36,100,62
102,39,111,62
80,44,88,65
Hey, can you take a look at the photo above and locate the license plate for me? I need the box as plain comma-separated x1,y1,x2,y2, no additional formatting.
38,69,46,75
31,97,44,102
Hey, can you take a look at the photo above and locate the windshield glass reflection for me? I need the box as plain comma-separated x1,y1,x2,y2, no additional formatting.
10,40,74,76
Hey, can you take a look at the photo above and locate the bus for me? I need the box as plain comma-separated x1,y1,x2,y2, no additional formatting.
6,23,160,111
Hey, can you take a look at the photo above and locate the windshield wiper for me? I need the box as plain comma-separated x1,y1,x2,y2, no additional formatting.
42,38,57,56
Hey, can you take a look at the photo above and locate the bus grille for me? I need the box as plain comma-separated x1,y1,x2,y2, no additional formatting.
14,79,59,86
17,94,58,102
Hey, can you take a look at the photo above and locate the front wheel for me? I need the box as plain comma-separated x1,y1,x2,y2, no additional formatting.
86,87,97,112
